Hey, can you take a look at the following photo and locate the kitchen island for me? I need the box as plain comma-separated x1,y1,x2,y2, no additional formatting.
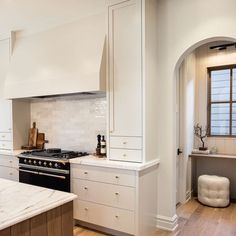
0,178,77,236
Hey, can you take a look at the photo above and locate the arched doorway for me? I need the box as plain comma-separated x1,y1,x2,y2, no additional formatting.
174,37,236,204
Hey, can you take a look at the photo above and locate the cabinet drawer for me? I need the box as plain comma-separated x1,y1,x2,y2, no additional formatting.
72,179,135,210
0,141,12,150
110,136,142,149
0,155,17,167
110,148,142,162
0,133,12,141
74,199,135,235
71,165,135,187
0,166,19,181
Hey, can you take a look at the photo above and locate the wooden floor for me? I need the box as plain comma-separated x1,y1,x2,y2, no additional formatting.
74,199,236,236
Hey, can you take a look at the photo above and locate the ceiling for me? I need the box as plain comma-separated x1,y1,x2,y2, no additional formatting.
0,0,106,36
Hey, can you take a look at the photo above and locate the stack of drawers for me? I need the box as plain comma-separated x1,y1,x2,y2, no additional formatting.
109,136,142,162
0,132,13,151
71,164,136,235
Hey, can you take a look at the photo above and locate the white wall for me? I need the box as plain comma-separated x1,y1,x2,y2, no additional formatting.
195,43,236,154
156,0,236,230
30,95,106,152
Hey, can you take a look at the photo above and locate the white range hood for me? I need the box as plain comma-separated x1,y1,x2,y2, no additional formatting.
4,13,106,99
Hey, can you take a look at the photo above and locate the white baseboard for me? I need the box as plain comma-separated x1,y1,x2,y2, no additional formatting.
156,214,178,231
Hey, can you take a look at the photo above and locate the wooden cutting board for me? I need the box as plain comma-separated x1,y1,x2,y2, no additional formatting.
36,133,45,150
28,122,38,148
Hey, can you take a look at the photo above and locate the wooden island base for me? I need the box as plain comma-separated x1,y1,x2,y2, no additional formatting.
0,202,73,236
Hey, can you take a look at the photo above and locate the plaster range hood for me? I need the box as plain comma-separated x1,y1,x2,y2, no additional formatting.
4,13,106,99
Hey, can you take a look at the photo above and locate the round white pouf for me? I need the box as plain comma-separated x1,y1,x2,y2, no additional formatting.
198,175,230,207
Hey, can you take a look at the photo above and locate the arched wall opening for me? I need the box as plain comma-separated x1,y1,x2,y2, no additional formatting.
173,37,235,203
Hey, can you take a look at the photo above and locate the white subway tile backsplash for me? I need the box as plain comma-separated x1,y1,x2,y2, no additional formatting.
30,95,107,153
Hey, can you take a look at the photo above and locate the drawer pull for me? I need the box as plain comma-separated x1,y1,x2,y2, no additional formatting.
84,171,88,175
1,135,5,138
84,207,88,211
115,192,119,195
84,187,88,190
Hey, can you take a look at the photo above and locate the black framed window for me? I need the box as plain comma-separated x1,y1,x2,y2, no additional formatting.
208,65,236,136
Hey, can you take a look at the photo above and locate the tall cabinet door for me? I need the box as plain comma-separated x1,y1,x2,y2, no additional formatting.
0,38,13,133
108,0,142,137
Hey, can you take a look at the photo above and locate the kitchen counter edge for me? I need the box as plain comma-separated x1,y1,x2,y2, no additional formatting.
69,155,160,171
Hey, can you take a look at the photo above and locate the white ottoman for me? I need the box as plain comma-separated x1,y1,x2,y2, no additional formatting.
198,175,230,207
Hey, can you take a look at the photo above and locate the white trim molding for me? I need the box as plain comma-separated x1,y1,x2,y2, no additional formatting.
156,214,178,231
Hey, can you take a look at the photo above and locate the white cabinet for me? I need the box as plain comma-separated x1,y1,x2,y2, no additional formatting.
72,164,136,235
0,36,30,151
107,0,159,163
108,0,142,137
108,0,143,163
0,155,19,181
71,162,158,236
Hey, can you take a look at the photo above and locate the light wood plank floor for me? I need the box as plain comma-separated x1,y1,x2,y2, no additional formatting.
74,199,236,236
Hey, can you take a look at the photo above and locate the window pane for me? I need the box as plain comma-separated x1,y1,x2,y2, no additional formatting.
211,103,230,135
211,69,230,102
233,68,236,101
232,103,236,135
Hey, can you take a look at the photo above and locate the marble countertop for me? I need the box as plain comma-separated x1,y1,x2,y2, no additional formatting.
70,155,160,171
0,178,77,230
0,149,24,157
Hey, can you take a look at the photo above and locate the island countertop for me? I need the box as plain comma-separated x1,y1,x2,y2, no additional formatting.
0,178,77,230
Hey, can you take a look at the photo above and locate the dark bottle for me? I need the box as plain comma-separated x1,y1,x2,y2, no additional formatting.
96,134,101,155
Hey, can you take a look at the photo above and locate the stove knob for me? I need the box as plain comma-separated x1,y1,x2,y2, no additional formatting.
28,160,32,164
38,161,42,165
24,159,27,163
33,160,37,165
43,162,47,166
49,162,52,167
54,163,59,168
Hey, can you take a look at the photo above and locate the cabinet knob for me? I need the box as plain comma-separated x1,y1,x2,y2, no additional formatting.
115,192,119,195
115,215,119,219
123,141,127,145
115,176,119,179
123,154,126,157
84,171,88,175
84,207,88,211
9,161,12,163
84,187,88,190
10,173,12,175
2,135,5,138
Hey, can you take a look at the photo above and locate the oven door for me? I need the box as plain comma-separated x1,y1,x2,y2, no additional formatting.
19,166,70,192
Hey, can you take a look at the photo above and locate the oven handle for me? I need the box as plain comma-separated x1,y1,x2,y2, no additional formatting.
19,169,39,175
38,172,66,179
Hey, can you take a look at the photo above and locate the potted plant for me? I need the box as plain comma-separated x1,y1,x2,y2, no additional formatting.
194,124,209,151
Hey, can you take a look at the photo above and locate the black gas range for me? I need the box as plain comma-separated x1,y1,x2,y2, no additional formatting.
18,148,88,192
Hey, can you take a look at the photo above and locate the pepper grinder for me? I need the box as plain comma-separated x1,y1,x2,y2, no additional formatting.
96,134,101,155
